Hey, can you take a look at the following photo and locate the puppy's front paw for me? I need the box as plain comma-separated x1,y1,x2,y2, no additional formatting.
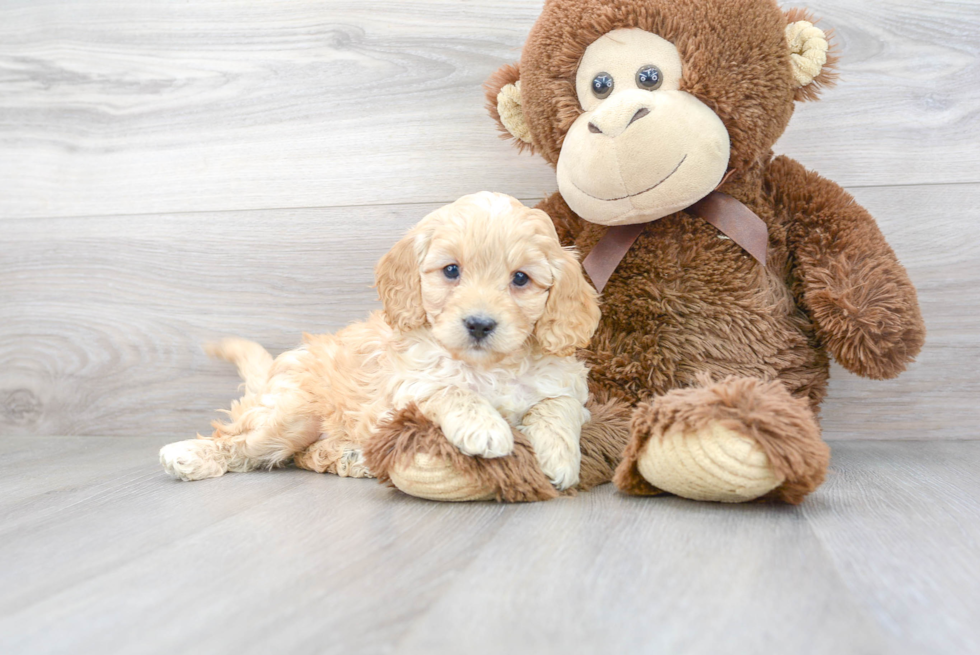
525,434,580,490
540,456,580,491
518,419,582,491
443,412,514,458
160,439,227,481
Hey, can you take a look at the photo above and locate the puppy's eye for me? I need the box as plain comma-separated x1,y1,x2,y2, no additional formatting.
591,73,614,99
443,264,460,280
512,271,530,287
636,65,663,90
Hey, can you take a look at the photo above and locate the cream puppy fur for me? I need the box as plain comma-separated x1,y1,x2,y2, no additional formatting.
160,192,601,491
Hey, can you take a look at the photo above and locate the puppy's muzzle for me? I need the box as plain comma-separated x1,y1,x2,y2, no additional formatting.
463,315,497,342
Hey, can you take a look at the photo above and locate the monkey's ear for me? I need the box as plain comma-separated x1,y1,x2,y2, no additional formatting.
485,63,535,152
784,9,839,102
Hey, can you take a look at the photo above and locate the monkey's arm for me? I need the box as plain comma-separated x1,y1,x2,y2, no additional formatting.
767,155,925,380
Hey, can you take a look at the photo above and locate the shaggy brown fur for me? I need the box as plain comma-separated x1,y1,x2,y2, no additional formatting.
576,395,633,490
477,0,924,502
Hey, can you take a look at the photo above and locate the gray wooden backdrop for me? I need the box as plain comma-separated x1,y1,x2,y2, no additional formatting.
1,0,977,440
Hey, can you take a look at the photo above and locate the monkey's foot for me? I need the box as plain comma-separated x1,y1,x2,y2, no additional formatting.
363,405,558,503
388,453,497,502
614,377,830,504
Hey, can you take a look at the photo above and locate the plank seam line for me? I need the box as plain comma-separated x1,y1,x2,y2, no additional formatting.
2,179,978,222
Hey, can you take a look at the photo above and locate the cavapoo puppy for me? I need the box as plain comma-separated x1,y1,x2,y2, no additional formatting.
160,192,601,490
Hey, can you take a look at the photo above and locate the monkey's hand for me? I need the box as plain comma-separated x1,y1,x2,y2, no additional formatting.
769,156,925,380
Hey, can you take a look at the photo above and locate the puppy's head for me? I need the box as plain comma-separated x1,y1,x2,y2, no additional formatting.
375,192,600,364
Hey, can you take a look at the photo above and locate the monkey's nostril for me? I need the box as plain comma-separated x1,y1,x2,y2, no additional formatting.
463,316,497,341
588,122,602,134
628,107,651,127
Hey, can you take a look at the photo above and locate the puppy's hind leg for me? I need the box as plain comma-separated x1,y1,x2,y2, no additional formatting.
161,349,321,481
295,437,373,478
160,438,228,481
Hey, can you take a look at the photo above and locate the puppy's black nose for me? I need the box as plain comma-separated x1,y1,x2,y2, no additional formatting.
464,316,497,341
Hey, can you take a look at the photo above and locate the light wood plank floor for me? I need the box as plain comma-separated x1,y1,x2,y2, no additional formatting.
0,438,977,655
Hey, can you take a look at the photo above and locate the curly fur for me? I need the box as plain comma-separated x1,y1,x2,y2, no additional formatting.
160,193,602,489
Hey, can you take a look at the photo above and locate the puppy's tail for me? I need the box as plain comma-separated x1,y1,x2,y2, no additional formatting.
204,338,273,394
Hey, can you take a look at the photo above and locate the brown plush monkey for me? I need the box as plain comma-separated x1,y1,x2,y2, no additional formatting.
366,0,925,504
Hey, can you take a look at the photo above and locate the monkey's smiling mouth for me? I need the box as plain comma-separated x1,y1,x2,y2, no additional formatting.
574,154,687,202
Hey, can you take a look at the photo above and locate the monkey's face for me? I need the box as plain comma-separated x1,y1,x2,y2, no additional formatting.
487,1,835,229
556,29,730,226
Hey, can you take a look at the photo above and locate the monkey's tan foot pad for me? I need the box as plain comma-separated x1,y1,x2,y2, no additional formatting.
364,404,559,503
614,377,830,504
388,454,496,502
636,422,784,502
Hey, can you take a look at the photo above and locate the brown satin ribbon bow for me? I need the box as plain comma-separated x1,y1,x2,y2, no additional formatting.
581,187,769,293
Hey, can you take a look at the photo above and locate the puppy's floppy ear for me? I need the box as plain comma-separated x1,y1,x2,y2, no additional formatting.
784,8,839,102
374,229,427,332
485,62,535,153
534,218,601,356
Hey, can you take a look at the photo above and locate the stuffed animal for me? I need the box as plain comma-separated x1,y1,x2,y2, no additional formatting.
365,0,925,504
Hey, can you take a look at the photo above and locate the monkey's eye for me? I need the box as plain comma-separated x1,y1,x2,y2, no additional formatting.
512,271,530,287
636,65,663,90
591,73,614,99
443,264,460,280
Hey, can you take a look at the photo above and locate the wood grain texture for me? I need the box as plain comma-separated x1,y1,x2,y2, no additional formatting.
3,183,976,439
395,493,894,655
774,0,980,188
1,0,978,220
802,441,980,655
0,202,438,437
1,437,977,655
